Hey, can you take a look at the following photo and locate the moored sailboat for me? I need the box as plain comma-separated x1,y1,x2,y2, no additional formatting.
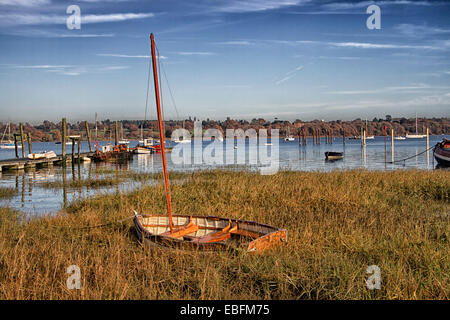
0,123,22,149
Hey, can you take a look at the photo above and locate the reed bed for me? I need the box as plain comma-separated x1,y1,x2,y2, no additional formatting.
39,177,123,189
0,169,448,299
0,187,16,199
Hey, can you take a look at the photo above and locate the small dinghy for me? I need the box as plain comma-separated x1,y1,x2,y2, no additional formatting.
28,151,57,160
134,146,152,154
325,151,344,161
133,34,287,253
134,213,287,252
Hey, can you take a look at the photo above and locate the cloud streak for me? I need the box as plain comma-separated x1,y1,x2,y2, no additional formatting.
0,12,154,26
213,0,310,13
177,52,215,56
0,0,50,6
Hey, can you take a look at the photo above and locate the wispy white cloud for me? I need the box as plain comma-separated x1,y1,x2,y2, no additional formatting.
214,0,310,13
9,64,130,76
329,42,438,50
0,0,50,6
326,83,450,95
322,1,436,10
97,53,168,59
15,65,73,69
0,12,154,26
394,24,450,37
57,33,115,38
178,51,215,56
214,40,254,46
97,53,151,59
316,56,362,60
83,13,154,23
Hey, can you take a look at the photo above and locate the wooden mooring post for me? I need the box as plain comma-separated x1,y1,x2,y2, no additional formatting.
85,121,92,152
114,121,119,146
342,128,345,145
27,134,32,154
62,118,66,164
77,137,81,164
71,137,75,164
391,128,394,163
19,123,25,158
13,134,19,158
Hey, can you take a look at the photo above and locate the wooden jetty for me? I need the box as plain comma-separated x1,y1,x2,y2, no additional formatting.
0,152,94,172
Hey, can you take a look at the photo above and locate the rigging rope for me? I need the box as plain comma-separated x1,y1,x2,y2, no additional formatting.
387,145,434,164
144,47,152,126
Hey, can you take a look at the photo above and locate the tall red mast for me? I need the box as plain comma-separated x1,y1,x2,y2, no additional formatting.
150,33,173,232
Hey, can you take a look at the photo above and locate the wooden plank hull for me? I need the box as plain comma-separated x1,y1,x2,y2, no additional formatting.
134,213,287,253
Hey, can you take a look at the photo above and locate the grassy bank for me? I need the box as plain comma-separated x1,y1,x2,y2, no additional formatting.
0,187,16,199
0,169,448,299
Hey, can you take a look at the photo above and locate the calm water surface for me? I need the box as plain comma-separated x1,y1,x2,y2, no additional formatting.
0,136,448,214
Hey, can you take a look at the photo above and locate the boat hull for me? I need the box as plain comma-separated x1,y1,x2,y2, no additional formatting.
433,140,450,166
325,152,344,161
134,213,287,253
134,147,152,154
27,151,56,160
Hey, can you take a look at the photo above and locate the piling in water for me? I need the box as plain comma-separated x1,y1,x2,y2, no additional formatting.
62,118,66,163
71,137,75,165
114,121,119,147
19,123,25,158
77,137,81,164
85,121,92,152
27,134,32,154
391,128,394,163
13,134,19,158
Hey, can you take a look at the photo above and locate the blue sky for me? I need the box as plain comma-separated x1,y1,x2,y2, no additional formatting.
0,0,449,123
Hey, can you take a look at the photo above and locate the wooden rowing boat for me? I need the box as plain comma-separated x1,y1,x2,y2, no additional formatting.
133,33,287,253
134,213,287,252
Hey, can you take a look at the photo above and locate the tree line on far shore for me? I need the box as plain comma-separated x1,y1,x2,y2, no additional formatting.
0,116,448,142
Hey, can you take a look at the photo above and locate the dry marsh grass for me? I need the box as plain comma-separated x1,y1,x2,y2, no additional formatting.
0,169,448,299
0,186,16,199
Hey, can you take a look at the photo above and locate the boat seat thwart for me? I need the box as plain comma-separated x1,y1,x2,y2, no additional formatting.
160,218,199,238
156,218,239,243
191,220,237,244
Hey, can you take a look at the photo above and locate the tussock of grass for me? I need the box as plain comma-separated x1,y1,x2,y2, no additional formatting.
0,187,17,199
0,169,448,299
40,177,123,189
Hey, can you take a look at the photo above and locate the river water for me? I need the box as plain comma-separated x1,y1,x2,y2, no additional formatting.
0,136,447,214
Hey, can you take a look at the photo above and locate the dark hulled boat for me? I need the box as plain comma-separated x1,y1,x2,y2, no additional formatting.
433,138,450,167
325,151,344,161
